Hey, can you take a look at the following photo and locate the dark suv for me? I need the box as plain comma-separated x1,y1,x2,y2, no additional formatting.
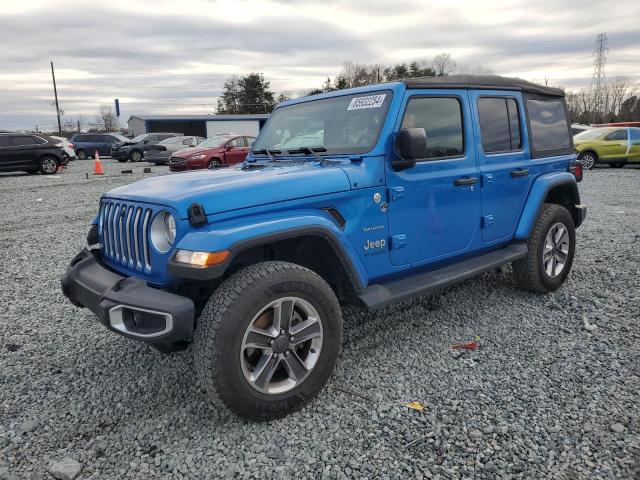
111,132,181,162
0,133,65,175
71,133,130,160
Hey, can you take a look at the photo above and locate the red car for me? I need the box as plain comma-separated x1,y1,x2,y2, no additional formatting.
168,135,255,172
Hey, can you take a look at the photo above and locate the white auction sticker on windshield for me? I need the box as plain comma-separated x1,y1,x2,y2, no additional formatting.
347,94,387,110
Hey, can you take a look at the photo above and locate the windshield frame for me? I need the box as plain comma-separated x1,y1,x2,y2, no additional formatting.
252,89,394,157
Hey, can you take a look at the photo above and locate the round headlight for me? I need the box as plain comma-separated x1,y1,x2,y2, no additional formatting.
150,211,176,253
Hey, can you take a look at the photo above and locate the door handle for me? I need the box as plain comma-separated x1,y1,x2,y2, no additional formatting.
511,168,529,177
454,176,478,186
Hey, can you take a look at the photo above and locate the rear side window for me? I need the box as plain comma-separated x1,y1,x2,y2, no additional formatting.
0,136,8,147
629,129,640,142
527,99,571,152
74,134,89,142
401,97,464,159
10,135,39,146
478,97,522,153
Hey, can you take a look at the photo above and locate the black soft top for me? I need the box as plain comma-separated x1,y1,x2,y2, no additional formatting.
403,75,564,97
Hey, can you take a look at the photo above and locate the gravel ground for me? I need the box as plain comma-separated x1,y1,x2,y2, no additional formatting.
0,160,638,479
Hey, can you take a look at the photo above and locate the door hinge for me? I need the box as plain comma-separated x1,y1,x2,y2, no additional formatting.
482,215,494,228
481,173,493,187
388,186,404,201
391,234,407,249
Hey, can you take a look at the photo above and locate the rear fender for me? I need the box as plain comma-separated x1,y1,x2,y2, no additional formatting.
515,172,580,239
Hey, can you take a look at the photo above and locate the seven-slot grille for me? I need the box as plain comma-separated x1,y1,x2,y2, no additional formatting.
99,200,153,271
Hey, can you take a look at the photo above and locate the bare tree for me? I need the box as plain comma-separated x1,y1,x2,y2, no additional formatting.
608,77,636,116
433,53,456,76
93,105,118,132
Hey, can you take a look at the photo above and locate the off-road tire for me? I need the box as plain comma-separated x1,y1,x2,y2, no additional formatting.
38,156,59,175
193,261,342,421
513,203,575,293
76,149,88,160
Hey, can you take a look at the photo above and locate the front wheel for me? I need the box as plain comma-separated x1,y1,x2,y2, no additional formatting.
207,159,221,169
513,203,576,293
194,261,343,421
129,150,143,162
578,151,596,170
38,156,59,175
76,149,88,160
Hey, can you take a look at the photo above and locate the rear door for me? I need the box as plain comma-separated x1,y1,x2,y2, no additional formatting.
600,128,628,160
386,91,481,266
9,135,40,168
471,92,533,242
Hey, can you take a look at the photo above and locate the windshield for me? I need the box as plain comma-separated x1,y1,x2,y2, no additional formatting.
130,134,148,142
252,90,393,155
574,129,608,140
198,136,231,148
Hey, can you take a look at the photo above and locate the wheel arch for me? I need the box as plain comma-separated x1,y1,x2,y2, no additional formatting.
515,172,583,239
169,215,368,300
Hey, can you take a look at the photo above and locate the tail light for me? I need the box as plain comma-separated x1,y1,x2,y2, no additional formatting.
569,159,583,182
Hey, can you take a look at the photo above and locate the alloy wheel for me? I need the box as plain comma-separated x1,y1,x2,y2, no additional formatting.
581,153,595,170
543,222,570,278
240,296,323,395
41,157,58,174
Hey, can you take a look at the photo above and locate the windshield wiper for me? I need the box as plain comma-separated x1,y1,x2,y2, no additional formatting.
250,149,282,161
286,147,328,163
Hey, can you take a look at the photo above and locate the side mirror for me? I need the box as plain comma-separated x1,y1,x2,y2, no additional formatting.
143,139,150,144
393,128,427,171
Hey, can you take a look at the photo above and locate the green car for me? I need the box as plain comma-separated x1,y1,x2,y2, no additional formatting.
574,127,640,169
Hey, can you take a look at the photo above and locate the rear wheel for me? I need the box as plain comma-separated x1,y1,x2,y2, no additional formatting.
76,149,88,160
194,261,342,421
578,151,596,170
513,203,575,293
38,156,59,175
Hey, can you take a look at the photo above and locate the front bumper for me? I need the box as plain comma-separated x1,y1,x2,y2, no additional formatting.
61,248,195,345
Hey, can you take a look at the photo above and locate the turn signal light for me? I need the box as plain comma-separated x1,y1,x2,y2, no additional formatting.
175,249,230,267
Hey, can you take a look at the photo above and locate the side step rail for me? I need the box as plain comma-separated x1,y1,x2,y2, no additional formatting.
357,243,528,310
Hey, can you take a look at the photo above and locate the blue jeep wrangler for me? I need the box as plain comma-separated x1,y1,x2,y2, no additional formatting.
62,75,586,420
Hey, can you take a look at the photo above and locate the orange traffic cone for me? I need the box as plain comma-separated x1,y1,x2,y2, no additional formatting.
93,151,104,175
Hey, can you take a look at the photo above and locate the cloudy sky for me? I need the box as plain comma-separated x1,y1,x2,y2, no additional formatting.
1,0,638,131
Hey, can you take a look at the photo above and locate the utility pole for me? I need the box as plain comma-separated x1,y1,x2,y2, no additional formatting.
77,120,80,134
50,61,62,135
589,33,608,123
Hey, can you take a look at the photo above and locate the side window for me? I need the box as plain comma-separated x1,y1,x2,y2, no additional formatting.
182,138,194,145
85,135,100,143
629,129,640,142
157,134,175,141
75,134,88,142
401,97,464,159
145,135,158,142
526,99,571,152
604,129,627,141
0,136,8,147
478,97,522,153
104,136,117,144
229,137,245,148
246,137,255,146
10,135,38,146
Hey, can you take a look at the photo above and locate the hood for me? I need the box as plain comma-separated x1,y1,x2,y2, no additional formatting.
173,146,220,157
105,163,351,218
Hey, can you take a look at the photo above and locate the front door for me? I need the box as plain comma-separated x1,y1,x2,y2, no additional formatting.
600,128,628,160
224,137,249,164
8,135,37,169
387,91,481,266
471,91,533,242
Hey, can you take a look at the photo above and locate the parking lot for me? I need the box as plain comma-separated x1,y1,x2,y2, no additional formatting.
0,159,638,479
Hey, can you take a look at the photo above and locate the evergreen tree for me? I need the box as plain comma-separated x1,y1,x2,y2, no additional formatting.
217,73,276,114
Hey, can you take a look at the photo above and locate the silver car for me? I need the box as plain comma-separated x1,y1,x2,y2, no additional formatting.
145,136,205,165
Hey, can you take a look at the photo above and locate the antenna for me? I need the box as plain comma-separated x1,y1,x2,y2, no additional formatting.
589,33,608,122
